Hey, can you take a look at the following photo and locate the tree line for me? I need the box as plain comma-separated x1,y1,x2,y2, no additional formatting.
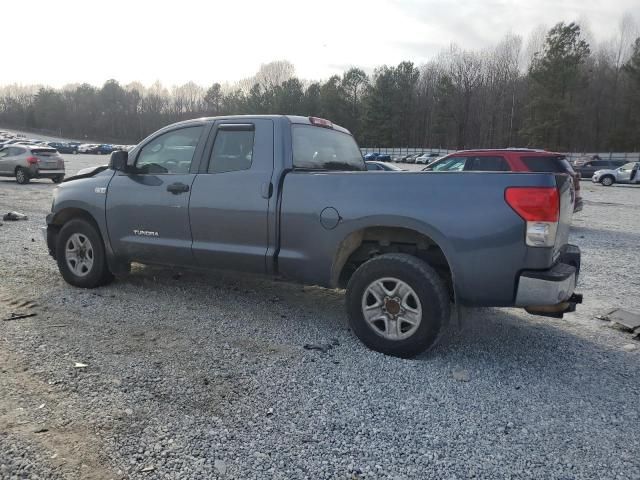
1,18,639,152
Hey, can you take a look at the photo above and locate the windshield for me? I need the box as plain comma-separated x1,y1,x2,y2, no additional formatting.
292,125,365,171
426,156,466,171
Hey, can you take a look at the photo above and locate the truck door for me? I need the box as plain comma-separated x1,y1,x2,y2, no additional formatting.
105,124,208,265
189,119,274,273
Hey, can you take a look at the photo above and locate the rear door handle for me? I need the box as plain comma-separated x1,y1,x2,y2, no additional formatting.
167,182,190,194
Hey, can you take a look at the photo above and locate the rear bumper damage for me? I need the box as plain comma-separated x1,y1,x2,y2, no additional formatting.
515,244,582,318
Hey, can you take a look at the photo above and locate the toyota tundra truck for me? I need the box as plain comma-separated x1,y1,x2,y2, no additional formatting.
45,115,582,357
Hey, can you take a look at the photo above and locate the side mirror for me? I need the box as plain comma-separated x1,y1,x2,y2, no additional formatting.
110,150,128,172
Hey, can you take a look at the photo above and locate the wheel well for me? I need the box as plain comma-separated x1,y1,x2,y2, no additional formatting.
50,208,99,229
48,208,101,256
333,227,454,299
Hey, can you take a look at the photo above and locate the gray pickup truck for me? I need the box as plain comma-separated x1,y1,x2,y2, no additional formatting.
45,115,582,357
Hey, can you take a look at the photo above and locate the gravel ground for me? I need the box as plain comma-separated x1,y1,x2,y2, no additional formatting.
0,155,639,479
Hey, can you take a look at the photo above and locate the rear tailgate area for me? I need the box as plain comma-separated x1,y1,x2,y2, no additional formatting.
32,148,64,170
553,174,575,260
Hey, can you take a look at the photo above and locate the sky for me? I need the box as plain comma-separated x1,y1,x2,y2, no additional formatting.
1,0,638,88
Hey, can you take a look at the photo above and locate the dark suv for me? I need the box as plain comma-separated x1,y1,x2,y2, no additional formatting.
423,148,583,212
574,159,628,179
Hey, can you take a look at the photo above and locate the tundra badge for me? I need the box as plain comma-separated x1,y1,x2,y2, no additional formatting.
133,230,159,237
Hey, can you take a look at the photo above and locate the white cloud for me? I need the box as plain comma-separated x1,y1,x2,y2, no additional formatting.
1,0,638,87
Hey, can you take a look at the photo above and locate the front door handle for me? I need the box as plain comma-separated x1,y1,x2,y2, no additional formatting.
167,182,190,194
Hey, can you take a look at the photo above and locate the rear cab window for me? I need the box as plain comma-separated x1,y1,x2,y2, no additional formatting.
292,125,365,171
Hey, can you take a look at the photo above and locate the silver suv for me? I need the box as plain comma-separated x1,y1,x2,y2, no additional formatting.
0,144,65,184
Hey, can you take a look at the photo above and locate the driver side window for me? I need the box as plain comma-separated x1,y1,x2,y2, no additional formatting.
136,126,203,174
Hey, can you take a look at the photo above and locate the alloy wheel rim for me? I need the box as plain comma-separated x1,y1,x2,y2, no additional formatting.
65,233,94,277
361,277,422,340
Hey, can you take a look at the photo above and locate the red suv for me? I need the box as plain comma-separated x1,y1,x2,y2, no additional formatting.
423,149,582,212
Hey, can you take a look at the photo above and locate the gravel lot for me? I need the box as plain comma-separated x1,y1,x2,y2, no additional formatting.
1,154,639,479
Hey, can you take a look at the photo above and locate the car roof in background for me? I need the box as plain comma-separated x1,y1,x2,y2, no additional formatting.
446,148,563,156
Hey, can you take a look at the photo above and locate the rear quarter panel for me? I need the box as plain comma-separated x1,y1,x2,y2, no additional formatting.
278,171,560,306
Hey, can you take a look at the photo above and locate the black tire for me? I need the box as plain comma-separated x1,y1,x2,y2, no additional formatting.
15,167,30,184
600,175,614,186
52,175,64,184
56,218,114,288
346,253,450,358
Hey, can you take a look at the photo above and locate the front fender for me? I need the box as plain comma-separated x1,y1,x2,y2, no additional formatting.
48,172,115,261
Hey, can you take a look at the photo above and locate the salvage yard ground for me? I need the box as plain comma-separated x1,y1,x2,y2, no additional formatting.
0,155,639,479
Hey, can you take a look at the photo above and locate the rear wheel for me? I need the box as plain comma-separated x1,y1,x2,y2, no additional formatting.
56,219,114,288
15,167,29,184
600,175,614,186
52,175,64,184
346,253,450,358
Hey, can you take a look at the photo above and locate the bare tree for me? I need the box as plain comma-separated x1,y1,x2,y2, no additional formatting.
254,60,295,89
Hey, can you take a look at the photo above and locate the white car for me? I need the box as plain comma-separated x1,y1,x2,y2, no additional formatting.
78,143,99,153
592,161,640,186
415,153,442,165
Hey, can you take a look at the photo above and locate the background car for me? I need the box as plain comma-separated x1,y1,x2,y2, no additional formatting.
0,144,65,183
363,152,392,162
415,152,441,164
365,160,407,171
592,161,640,186
0,139,30,147
95,144,115,155
78,143,100,153
423,148,583,212
574,158,628,178
404,153,423,164
47,141,79,154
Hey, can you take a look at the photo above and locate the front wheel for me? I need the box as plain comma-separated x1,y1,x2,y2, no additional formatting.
15,167,30,184
56,219,114,288
600,176,614,186
346,253,450,358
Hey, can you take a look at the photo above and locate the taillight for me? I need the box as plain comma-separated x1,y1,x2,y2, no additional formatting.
505,187,559,247
26,156,38,165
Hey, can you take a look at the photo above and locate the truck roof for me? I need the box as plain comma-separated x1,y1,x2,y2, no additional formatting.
165,115,352,135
